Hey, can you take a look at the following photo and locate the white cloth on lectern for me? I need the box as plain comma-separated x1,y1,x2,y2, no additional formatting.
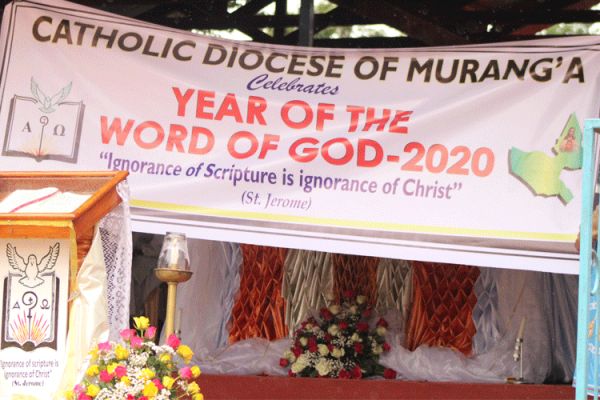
99,181,132,340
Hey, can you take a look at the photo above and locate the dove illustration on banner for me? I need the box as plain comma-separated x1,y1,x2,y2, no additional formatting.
30,77,72,113
6,242,60,288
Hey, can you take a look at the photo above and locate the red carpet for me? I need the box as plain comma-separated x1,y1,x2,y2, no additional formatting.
198,375,573,399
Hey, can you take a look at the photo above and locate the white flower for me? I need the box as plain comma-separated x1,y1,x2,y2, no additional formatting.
376,326,387,336
356,295,367,304
299,337,308,346
373,345,383,355
331,347,345,358
349,305,358,314
318,344,329,356
327,324,340,336
329,305,341,315
315,359,332,376
305,323,313,330
351,332,361,343
291,354,309,373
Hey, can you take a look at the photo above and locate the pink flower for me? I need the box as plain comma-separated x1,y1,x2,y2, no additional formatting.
288,370,296,377
73,384,85,396
279,358,289,368
167,334,181,349
119,328,136,341
115,365,127,378
99,370,114,383
179,366,192,379
130,335,143,349
77,394,92,400
338,321,348,330
383,342,391,352
152,378,164,391
145,326,157,339
357,322,369,332
292,347,302,357
97,341,112,351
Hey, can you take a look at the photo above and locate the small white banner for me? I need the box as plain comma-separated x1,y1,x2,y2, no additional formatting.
0,238,69,397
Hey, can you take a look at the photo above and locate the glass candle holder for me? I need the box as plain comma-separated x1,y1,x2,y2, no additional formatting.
156,232,190,271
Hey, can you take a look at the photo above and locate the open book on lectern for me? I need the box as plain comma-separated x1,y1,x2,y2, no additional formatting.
2,89,85,164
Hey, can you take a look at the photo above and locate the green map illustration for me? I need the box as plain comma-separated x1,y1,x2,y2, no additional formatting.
509,113,582,204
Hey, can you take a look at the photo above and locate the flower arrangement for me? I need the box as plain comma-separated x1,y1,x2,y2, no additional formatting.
67,316,203,400
280,291,397,379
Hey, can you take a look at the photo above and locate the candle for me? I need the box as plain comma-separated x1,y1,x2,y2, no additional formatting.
517,317,526,339
168,246,180,267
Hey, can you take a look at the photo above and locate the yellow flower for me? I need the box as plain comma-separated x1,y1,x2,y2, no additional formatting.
106,362,119,374
89,346,98,361
162,375,176,389
192,394,204,400
64,390,74,400
121,376,131,385
134,316,150,331
143,381,159,397
191,365,201,378
141,368,155,380
187,381,200,394
177,344,194,364
115,344,129,360
86,364,99,377
159,353,172,363
86,384,100,397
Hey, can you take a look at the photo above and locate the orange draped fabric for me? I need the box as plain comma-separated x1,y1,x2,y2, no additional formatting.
406,261,480,356
332,254,379,305
228,245,288,342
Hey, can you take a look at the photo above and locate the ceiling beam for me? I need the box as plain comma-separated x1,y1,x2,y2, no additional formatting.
328,0,470,45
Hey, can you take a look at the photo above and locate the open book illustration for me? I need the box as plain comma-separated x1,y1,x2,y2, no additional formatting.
2,79,84,163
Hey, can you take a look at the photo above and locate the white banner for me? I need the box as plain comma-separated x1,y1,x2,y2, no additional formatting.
0,238,68,397
1,0,599,273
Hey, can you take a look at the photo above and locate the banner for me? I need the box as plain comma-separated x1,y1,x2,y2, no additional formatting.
1,0,599,274
0,237,69,398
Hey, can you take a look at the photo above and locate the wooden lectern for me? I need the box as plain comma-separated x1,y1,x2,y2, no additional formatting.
0,170,128,397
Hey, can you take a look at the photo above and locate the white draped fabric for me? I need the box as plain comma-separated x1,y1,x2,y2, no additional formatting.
173,239,242,357
379,268,577,383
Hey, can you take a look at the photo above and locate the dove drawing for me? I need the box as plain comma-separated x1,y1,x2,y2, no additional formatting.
30,77,72,113
6,242,60,288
